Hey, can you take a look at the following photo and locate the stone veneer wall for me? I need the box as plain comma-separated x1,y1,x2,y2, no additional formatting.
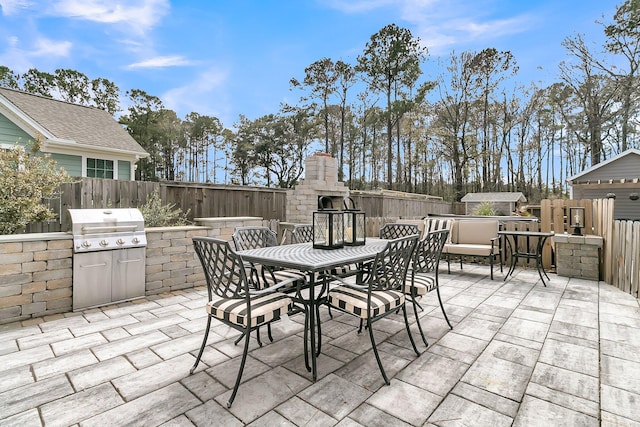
286,153,349,224
553,234,604,281
0,217,262,324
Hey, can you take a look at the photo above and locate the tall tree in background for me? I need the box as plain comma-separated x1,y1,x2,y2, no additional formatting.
357,23,427,189
54,69,91,105
290,58,338,154
561,35,617,165
602,0,640,151
0,66,19,89
21,68,55,97
91,78,120,115
334,60,357,181
119,89,164,181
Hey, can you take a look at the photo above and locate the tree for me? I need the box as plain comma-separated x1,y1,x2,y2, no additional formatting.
357,24,427,189
561,35,618,165
0,66,19,89
290,58,339,154
54,68,91,105
0,138,72,234
21,68,55,97
91,77,120,116
119,89,165,181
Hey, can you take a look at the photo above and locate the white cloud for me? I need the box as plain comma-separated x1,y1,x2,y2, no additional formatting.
127,55,194,69
52,0,169,34
31,37,72,57
0,0,33,15
323,0,533,55
162,67,232,122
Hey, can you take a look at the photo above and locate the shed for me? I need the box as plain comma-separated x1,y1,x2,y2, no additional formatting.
461,192,527,216
567,148,640,220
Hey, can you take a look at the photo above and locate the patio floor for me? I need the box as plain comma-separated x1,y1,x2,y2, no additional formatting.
1,263,640,426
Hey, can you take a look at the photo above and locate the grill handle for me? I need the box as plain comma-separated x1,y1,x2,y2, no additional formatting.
80,225,139,233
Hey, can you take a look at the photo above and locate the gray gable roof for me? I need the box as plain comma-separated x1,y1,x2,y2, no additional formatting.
0,87,147,156
461,192,527,203
567,149,640,183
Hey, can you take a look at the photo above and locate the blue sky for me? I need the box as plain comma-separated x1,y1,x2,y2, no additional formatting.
0,0,619,128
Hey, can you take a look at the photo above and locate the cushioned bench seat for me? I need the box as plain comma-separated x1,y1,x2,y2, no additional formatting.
441,219,502,279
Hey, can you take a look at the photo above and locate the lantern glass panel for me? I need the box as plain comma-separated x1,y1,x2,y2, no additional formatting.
569,207,585,236
313,210,344,249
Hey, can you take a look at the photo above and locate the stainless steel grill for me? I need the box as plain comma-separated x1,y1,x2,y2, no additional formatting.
68,208,147,310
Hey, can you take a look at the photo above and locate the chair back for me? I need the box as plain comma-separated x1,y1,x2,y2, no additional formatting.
232,226,278,250
289,224,313,244
368,234,419,292
379,223,421,240
192,237,248,300
412,229,449,273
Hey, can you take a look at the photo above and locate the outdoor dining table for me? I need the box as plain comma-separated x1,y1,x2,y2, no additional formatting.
498,230,554,286
237,238,389,381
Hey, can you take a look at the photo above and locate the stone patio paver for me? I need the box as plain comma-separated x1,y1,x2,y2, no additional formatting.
1,266,640,425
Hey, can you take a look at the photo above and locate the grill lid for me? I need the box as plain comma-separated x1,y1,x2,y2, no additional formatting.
68,208,146,252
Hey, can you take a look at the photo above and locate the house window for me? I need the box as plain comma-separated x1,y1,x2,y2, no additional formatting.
86,158,114,178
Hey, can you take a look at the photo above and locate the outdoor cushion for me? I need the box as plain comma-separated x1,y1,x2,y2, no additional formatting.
444,243,494,256
404,273,435,296
207,292,291,327
328,286,404,319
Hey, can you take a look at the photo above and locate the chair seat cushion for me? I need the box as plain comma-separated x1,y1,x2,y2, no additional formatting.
266,269,306,289
207,292,292,328
444,243,493,256
404,273,435,296
328,286,404,319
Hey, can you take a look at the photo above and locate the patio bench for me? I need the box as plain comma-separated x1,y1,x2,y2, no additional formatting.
442,219,502,280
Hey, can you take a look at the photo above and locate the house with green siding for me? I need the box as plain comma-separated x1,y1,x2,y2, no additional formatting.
0,87,148,180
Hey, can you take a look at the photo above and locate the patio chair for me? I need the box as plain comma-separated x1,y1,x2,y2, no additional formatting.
327,234,421,385
405,229,452,346
232,226,306,345
379,223,421,239
190,237,293,408
232,226,307,287
281,223,314,245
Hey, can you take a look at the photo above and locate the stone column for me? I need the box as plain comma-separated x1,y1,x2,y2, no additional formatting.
553,234,603,280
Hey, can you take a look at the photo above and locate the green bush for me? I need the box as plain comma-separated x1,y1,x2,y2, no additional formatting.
0,139,72,234
474,201,497,216
139,191,190,227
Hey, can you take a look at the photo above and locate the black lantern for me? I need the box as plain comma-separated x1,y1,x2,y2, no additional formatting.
313,196,344,249
343,197,366,246
569,206,585,236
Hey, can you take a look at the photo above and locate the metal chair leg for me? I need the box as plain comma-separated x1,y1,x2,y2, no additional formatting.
190,316,212,374
436,285,453,329
412,296,429,347
227,328,251,408
403,305,420,356
367,318,389,385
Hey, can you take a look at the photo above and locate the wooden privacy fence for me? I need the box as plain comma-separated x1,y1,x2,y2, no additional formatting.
611,220,640,297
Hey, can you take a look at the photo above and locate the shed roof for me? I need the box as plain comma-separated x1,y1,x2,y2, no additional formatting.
0,87,147,156
461,192,527,203
567,148,640,183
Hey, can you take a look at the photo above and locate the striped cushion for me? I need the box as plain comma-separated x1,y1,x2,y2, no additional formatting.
404,273,435,296
264,269,306,289
328,286,404,319
207,292,292,327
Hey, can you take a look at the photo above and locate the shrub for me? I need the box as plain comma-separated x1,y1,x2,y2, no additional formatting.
139,191,190,227
0,139,72,234
474,201,497,216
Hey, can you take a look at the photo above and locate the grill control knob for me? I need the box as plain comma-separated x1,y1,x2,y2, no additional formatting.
81,241,91,248
99,239,109,247
132,237,140,244
116,238,125,245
